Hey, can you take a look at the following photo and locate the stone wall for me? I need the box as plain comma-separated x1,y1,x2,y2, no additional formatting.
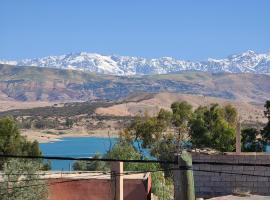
192,152,270,198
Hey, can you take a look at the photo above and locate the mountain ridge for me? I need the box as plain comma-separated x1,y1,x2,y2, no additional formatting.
1,50,270,75
1,64,270,103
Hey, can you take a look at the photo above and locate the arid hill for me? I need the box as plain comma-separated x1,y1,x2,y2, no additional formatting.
96,92,267,124
1,64,270,104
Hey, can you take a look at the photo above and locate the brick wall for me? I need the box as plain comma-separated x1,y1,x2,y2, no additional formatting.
192,152,270,198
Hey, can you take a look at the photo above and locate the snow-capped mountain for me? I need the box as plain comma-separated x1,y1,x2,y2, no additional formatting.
1,50,270,75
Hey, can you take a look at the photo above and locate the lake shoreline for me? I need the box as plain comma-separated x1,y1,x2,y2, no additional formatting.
21,129,118,143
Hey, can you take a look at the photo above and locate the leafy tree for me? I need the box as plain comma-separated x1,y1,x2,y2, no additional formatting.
123,102,238,154
73,141,173,200
0,117,23,155
189,104,237,152
18,118,32,129
65,118,74,128
171,101,193,152
261,100,270,143
127,115,165,149
241,128,264,152
33,118,59,129
0,159,49,200
223,104,238,127
119,101,195,167
0,117,49,169
107,142,173,200
188,106,211,148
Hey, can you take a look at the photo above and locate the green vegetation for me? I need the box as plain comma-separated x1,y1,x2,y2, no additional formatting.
73,142,173,200
261,100,270,143
0,117,43,168
241,128,264,152
241,100,270,152
189,104,237,152
0,117,50,199
0,101,114,118
120,100,270,154
65,117,74,128
73,101,241,199
0,159,49,200
121,102,237,159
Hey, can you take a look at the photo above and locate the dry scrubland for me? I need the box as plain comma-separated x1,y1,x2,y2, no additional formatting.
96,92,267,124
0,100,62,112
1,92,267,143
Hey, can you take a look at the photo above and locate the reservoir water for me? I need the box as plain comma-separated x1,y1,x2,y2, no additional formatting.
40,137,118,170
41,137,270,170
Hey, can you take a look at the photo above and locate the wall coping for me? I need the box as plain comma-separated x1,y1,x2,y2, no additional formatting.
191,151,270,156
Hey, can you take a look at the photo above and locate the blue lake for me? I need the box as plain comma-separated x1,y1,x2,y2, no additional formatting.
40,137,150,170
39,137,118,170
41,137,270,170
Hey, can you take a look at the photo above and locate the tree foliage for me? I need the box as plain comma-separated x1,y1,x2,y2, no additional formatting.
0,117,43,168
189,104,237,152
0,159,49,200
73,141,173,200
107,142,173,200
240,100,270,152
171,102,193,152
241,128,264,152
0,117,50,169
122,102,238,158
261,100,270,143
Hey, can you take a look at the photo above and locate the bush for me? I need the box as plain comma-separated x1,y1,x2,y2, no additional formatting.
0,159,49,200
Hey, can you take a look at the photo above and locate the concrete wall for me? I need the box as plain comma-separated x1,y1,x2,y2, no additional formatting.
192,153,270,198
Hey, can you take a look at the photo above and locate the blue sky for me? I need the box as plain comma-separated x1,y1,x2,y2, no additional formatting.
0,0,269,60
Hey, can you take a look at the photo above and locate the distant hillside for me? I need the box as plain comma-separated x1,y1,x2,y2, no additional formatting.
0,64,270,103
96,92,267,124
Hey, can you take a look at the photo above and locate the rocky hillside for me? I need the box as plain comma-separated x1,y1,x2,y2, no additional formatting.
1,64,270,103
1,50,270,75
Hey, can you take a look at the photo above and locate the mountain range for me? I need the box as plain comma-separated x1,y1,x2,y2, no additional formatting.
1,50,270,75
1,64,270,103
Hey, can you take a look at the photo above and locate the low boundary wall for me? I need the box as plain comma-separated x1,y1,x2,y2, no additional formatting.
192,152,270,198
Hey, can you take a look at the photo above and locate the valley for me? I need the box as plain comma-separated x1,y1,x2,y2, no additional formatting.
0,64,269,142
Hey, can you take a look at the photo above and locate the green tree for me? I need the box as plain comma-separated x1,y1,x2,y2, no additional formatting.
73,142,173,200
0,117,48,169
120,101,195,164
171,101,193,152
65,118,74,128
241,128,264,152
107,142,173,200
261,100,270,144
0,159,49,200
18,118,32,129
223,104,238,127
189,104,237,152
